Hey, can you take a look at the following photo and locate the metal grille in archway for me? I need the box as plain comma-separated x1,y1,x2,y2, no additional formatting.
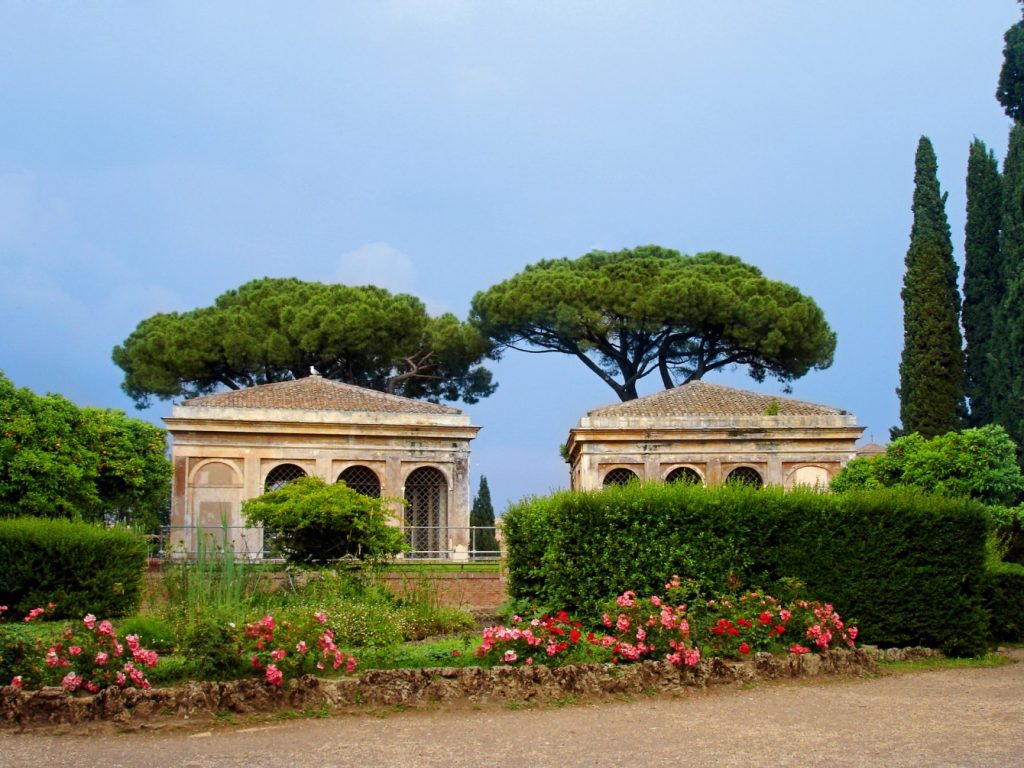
404,467,448,557
337,465,381,498
666,466,702,485
264,463,307,492
725,466,763,488
603,467,639,487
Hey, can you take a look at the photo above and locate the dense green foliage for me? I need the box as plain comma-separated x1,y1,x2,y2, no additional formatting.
831,426,1024,507
469,475,499,555
896,137,966,438
242,476,405,564
0,517,147,618
963,139,1004,426
113,277,495,408
470,246,835,401
503,483,991,656
992,126,1024,456
983,562,1024,642
998,13,1024,123
0,373,171,529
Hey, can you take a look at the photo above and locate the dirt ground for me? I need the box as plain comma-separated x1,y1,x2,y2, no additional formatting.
2,652,1022,768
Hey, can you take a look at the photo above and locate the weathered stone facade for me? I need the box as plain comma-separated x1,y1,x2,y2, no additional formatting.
163,375,479,559
567,381,864,491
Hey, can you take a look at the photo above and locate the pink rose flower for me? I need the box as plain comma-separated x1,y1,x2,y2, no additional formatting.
10,676,22,689
83,614,96,630
265,664,283,687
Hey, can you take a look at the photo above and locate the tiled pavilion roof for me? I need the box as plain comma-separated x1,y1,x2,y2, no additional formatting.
586,380,847,418
181,375,461,415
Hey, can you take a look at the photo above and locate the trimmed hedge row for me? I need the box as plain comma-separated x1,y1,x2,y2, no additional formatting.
984,562,1024,642
0,517,147,618
503,484,991,656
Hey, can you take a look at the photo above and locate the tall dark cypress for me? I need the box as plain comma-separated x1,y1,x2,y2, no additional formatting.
998,12,1024,123
895,137,966,439
993,125,1024,452
963,138,1003,426
469,475,498,556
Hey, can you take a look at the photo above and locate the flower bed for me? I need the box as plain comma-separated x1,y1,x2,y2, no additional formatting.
0,647,884,729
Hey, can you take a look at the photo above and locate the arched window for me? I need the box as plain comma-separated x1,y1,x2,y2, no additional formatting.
405,467,448,557
603,467,639,487
189,461,244,556
790,465,830,491
264,463,306,492
337,465,381,498
666,466,702,485
726,466,763,488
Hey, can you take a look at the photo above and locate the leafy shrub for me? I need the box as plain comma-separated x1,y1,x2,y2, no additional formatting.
989,504,1024,566
0,613,65,687
984,562,1024,642
831,425,1024,506
503,484,990,656
116,615,176,653
0,517,147,618
180,617,245,681
0,371,172,530
243,477,405,565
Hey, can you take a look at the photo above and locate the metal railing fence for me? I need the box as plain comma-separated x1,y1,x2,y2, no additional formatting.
156,525,501,562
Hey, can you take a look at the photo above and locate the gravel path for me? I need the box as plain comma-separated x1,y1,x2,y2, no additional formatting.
2,654,1022,768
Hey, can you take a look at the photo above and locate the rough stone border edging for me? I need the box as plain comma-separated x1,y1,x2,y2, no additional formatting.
0,647,932,728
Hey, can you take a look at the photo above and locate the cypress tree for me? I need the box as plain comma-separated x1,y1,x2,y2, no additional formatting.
998,11,1024,123
469,476,499,557
963,138,1003,426
895,137,966,439
992,125,1024,453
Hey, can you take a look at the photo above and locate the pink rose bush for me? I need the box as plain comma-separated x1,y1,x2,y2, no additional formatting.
242,611,358,686
483,579,859,671
14,607,161,692
474,611,589,667
598,578,701,667
693,591,858,658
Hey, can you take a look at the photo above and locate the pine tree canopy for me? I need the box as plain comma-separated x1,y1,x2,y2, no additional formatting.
112,278,496,408
470,246,835,402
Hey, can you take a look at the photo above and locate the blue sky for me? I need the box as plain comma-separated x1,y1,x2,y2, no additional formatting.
0,2,1018,512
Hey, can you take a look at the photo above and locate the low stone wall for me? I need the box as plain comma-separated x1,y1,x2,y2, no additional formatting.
0,647,896,729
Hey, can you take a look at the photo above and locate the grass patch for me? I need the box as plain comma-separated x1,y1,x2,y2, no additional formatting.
877,653,1012,674
355,635,481,670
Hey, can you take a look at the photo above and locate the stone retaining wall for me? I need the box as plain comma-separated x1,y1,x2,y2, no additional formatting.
0,647,916,729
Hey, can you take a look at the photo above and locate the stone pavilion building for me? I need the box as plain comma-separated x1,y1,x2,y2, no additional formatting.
566,381,864,491
163,374,480,559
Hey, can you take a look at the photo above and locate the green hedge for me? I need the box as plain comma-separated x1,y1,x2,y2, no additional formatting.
984,562,1024,642
503,484,990,656
0,517,147,618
